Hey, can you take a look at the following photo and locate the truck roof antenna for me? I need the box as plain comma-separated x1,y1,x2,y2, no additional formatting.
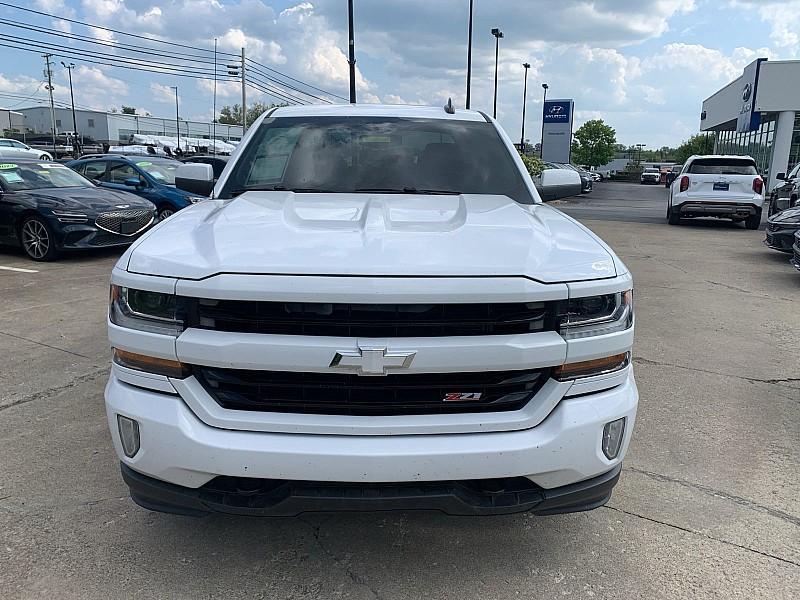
444,98,455,114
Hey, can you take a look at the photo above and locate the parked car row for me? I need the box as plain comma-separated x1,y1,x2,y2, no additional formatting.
763,162,800,273
663,154,799,274
0,153,226,260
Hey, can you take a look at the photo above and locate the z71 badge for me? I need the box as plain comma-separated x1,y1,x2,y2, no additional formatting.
443,392,482,402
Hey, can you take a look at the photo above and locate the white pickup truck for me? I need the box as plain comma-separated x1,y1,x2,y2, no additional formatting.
105,103,637,516
667,154,764,228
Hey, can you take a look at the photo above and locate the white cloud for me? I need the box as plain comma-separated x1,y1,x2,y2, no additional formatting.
729,1,800,55
149,82,179,105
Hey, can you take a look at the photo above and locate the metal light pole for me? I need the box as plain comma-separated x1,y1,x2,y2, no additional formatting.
540,83,548,158
170,86,180,153
520,62,530,149
491,28,503,119
347,0,357,103
465,0,474,109
636,143,646,165
60,61,79,156
212,37,217,155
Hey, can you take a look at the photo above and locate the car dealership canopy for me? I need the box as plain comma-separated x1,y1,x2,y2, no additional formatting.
701,59,800,190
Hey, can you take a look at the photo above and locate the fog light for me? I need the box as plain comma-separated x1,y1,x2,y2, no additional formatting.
117,415,140,458
602,417,626,459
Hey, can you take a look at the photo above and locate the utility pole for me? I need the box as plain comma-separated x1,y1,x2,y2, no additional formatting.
227,49,247,131
212,37,217,154
347,0,357,103
241,47,246,131
521,62,530,150
60,62,79,157
170,86,180,153
42,54,57,152
465,0,473,109
491,28,503,119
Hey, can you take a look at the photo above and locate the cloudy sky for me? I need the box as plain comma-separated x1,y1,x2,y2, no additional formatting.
0,0,797,147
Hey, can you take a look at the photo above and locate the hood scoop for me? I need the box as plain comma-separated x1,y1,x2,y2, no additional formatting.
282,194,468,233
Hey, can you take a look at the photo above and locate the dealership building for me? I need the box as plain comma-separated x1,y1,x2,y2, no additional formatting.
15,106,243,144
701,59,800,190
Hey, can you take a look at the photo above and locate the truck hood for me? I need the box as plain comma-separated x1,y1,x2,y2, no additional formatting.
125,192,617,282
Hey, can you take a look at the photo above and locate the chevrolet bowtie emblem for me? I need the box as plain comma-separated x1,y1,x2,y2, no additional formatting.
330,346,416,376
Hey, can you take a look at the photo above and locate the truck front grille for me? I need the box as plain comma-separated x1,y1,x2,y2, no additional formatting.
189,300,556,337
193,366,550,415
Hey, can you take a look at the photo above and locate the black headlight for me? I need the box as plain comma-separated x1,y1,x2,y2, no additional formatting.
109,285,188,336
558,290,633,339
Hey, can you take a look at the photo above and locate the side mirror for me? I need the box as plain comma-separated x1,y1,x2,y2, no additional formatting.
175,163,214,197
776,172,786,181
123,177,140,187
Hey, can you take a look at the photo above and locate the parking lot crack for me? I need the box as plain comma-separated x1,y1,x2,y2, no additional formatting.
633,357,800,392
298,516,384,599
603,505,800,567
625,467,800,527
0,366,107,412
0,330,93,360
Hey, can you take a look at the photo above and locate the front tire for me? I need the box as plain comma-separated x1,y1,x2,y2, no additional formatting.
745,209,762,230
39,154,51,160
157,206,175,221
20,216,59,261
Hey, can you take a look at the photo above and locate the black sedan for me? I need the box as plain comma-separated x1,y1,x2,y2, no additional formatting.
0,159,156,261
765,207,800,254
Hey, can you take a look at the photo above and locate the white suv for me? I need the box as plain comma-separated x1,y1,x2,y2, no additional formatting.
105,104,637,516
667,154,764,229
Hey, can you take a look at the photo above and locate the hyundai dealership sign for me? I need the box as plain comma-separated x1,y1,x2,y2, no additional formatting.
542,99,574,163
736,58,767,133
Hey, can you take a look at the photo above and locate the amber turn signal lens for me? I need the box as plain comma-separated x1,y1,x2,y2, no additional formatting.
113,348,190,379
554,352,630,381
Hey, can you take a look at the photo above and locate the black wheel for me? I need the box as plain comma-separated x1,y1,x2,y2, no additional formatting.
667,203,680,225
157,206,175,221
745,209,762,230
39,154,50,160
19,215,59,261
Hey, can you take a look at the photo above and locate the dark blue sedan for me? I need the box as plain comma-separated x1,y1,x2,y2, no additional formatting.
0,159,155,261
68,155,207,220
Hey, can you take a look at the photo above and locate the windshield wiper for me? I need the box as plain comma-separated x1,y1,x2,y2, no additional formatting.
355,187,461,195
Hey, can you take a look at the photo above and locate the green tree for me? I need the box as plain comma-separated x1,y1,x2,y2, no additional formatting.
518,152,544,177
121,106,137,115
571,119,617,168
218,102,289,128
674,133,715,165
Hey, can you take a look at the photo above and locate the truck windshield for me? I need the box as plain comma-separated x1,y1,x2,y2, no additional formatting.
688,159,758,175
0,162,93,191
220,116,534,203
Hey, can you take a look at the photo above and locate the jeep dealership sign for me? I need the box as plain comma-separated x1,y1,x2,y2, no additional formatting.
541,99,574,163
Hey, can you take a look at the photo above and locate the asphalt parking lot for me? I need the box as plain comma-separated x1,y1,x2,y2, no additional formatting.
1,181,798,599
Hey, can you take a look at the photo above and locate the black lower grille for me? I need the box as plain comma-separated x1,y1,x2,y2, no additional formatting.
193,366,550,415
189,300,556,337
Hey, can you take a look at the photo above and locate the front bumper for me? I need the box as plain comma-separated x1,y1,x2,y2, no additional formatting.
105,370,637,508
120,461,623,517
764,227,799,253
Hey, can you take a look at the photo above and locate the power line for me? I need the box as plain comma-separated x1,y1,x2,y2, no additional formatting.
245,56,347,102
0,32,232,78
245,81,303,106
247,72,311,105
246,63,334,104
0,17,224,66
0,1,238,57
0,40,236,83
